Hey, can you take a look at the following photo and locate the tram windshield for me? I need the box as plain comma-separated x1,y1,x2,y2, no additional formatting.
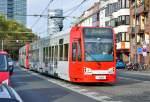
84,28,114,61
0,54,8,71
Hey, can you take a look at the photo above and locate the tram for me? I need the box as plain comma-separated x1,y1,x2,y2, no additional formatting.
19,26,116,83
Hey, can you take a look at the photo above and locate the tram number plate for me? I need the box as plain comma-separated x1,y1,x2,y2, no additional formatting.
95,75,106,80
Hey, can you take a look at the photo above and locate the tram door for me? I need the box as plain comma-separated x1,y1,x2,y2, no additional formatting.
71,40,82,78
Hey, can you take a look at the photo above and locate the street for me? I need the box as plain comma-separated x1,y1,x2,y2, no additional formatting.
10,66,98,102
11,66,150,102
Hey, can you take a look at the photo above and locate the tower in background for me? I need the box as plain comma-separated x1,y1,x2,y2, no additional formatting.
0,0,26,25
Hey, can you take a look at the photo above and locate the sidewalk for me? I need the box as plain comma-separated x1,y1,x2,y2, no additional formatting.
117,69,150,76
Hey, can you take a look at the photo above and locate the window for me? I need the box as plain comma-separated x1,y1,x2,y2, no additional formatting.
125,16,130,25
126,33,130,41
77,41,82,61
119,0,129,8
105,7,108,17
54,46,58,61
64,44,69,61
105,21,109,26
126,0,129,8
52,46,54,61
122,32,125,41
83,28,114,61
122,0,125,8
59,45,63,61
0,54,8,71
49,47,51,61
72,42,77,61
92,13,99,23
118,16,122,25
45,47,48,62
117,32,130,42
43,48,45,61
115,18,118,27
118,15,130,25
122,16,126,24
117,33,122,42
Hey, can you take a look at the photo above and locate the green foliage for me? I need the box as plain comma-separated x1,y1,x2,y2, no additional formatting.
0,14,38,59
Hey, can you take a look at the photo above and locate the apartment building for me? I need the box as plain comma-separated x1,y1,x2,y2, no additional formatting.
79,2,100,27
128,0,150,65
105,0,130,63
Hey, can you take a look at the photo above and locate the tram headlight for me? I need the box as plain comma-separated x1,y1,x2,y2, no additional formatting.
108,67,115,74
84,67,92,75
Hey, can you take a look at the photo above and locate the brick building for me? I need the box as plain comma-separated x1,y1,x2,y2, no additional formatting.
128,0,150,66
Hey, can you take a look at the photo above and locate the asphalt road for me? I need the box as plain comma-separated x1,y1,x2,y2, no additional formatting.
10,67,98,102
11,66,150,102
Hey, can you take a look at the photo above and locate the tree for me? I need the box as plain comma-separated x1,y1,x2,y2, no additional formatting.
0,14,38,60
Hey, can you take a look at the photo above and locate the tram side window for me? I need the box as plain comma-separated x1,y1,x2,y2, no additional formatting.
64,44,69,61
45,47,48,62
52,46,54,61
77,41,82,61
49,47,51,61
43,48,45,62
54,46,58,61
72,42,77,61
59,45,63,61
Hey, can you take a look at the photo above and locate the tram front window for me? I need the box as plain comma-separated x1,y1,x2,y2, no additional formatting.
84,28,114,61
0,54,8,71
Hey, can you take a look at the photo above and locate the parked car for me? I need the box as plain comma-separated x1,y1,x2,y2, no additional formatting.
8,57,14,74
0,84,23,102
0,51,10,85
116,59,126,69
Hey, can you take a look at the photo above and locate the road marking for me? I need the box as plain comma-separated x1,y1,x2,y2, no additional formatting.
19,68,122,102
118,76,142,82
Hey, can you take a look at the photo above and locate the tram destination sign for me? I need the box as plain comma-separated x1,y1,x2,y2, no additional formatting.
84,28,113,38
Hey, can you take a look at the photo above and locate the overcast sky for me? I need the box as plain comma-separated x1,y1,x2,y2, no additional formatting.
27,0,99,37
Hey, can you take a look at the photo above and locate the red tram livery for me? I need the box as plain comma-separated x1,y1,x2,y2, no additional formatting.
19,26,116,83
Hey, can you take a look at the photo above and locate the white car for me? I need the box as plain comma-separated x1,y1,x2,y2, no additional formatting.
0,84,23,102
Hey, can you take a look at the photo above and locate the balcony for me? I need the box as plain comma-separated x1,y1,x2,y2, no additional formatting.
128,27,136,35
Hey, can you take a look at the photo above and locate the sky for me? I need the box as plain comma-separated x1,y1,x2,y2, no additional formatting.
27,0,99,38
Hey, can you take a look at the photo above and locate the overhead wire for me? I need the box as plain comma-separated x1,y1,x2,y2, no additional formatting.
64,0,89,16
30,0,54,29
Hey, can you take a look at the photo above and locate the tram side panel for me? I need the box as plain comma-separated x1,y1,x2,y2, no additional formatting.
56,34,70,81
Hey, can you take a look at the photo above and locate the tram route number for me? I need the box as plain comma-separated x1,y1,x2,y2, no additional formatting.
95,75,106,80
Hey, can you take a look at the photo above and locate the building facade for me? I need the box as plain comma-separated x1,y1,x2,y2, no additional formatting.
0,0,26,25
79,2,100,27
128,0,150,66
105,0,130,63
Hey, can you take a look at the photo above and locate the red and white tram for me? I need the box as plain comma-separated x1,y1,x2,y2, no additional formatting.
19,26,116,83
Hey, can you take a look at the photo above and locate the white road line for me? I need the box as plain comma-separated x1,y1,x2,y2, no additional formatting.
117,76,141,81
19,68,122,102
